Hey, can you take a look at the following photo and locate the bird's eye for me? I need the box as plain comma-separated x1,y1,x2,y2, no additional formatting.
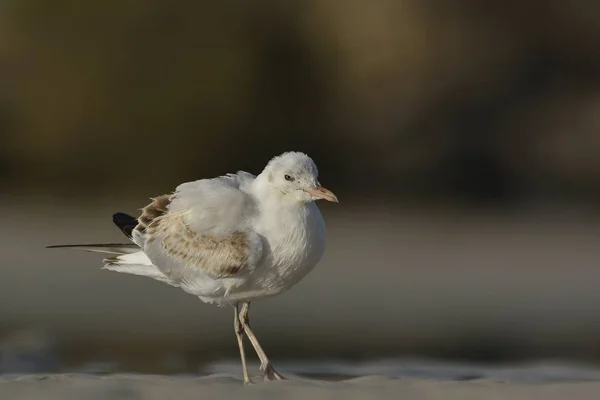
284,174,294,182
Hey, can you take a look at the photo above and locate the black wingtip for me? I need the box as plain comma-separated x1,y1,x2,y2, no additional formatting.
112,212,138,239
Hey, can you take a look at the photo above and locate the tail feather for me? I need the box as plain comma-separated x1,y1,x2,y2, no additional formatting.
48,244,175,286
46,243,139,255
46,211,176,286
102,251,176,286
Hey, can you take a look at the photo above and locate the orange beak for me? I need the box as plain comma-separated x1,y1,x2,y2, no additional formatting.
304,186,339,203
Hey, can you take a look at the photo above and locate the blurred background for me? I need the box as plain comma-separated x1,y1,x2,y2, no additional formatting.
2,0,600,376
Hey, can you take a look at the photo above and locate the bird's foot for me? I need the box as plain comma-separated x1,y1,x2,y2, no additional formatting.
261,363,286,381
243,378,255,385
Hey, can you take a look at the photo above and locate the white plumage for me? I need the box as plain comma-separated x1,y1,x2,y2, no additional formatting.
48,151,338,383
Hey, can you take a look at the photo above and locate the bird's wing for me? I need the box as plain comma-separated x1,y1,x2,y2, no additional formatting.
135,171,263,281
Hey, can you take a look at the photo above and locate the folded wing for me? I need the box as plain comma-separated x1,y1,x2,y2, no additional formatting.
135,171,263,283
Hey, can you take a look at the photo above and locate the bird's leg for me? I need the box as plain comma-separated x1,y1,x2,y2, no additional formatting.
239,302,285,381
233,303,252,384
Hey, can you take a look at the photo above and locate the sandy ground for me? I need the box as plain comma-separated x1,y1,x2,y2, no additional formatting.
3,370,600,400
6,360,600,399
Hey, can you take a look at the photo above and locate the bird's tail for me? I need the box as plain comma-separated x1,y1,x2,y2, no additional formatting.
46,243,140,255
102,251,175,284
47,244,175,285
46,211,175,286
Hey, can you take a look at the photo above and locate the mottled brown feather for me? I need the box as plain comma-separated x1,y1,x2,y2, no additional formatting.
136,194,172,233
146,211,249,278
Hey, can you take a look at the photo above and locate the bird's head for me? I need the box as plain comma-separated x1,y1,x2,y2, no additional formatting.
261,152,338,204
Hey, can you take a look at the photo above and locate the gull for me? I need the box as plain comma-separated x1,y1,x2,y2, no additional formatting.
47,151,338,384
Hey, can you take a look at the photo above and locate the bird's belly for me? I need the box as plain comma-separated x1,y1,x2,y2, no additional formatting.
221,262,319,303
195,237,323,305
176,259,317,306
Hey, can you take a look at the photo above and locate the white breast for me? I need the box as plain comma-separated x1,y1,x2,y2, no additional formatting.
251,201,326,294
